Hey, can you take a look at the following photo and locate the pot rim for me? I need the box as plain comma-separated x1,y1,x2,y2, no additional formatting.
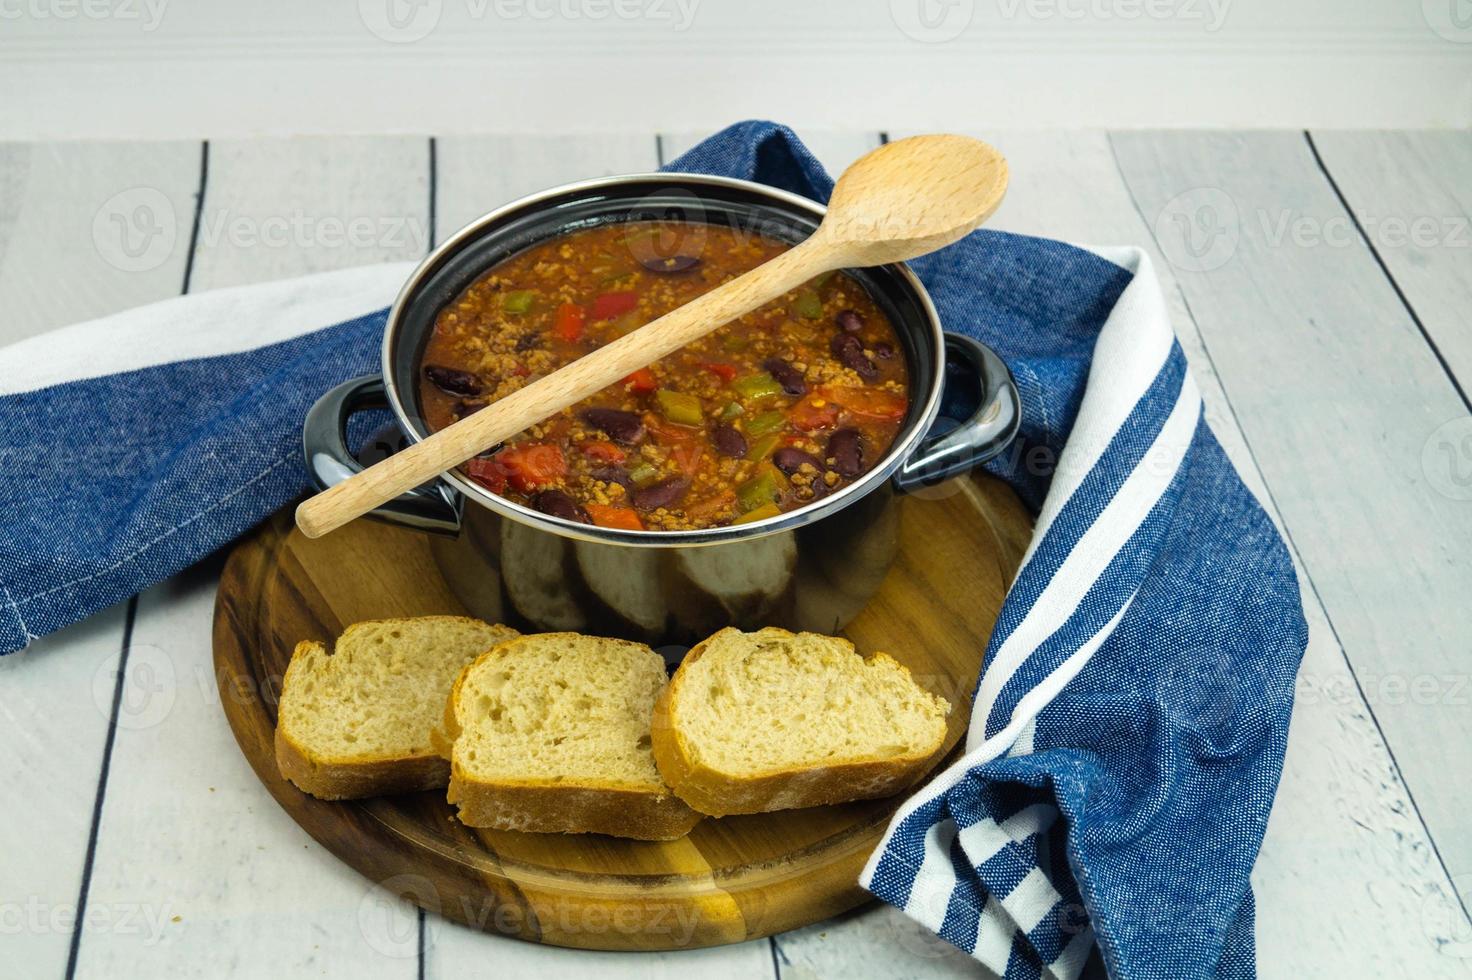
379,171,947,548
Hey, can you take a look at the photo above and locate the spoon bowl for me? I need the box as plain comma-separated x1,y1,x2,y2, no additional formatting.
820,134,1010,266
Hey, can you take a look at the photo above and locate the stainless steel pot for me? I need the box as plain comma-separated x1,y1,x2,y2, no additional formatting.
303,173,1020,648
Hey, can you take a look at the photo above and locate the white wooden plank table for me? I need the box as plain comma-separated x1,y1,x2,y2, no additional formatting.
2,128,1471,980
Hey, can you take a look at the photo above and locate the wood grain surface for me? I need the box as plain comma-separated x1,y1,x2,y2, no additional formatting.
215,474,1031,950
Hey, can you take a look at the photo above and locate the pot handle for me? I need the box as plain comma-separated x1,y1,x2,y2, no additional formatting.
893,333,1021,494
302,375,463,535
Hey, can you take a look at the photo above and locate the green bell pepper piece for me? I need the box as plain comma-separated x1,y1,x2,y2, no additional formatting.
628,461,660,486
655,388,704,426
732,372,783,401
502,289,536,314
733,501,781,525
748,433,781,460
744,410,786,439
793,289,823,319
737,470,779,512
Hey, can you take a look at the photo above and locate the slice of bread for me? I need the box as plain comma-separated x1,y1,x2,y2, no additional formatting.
441,633,701,840
651,627,951,816
275,617,518,800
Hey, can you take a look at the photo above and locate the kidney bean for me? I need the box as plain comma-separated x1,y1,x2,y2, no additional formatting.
424,364,482,396
632,477,689,511
835,309,865,333
639,254,702,274
589,466,633,492
826,427,865,477
772,447,825,476
761,357,807,396
872,341,895,360
533,490,591,524
711,423,747,458
579,407,646,445
830,333,879,381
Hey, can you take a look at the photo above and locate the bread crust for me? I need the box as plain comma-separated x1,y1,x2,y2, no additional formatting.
447,773,701,841
275,724,450,801
650,629,949,817
274,618,514,801
440,637,701,840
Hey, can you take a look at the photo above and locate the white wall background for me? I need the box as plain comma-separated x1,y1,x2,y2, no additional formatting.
0,0,1468,139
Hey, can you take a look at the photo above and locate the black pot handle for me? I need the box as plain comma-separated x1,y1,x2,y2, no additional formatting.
302,375,463,535
893,333,1021,494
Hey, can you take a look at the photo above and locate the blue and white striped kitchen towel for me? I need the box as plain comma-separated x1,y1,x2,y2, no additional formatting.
0,122,1306,979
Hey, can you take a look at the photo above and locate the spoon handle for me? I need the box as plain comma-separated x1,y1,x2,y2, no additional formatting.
295,235,839,539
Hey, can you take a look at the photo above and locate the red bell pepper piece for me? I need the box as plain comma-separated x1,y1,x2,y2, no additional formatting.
553,302,586,342
585,504,645,531
702,361,738,382
579,440,626,464
789,395,841,431
494,443,567,492
623,367,657,394
591,291,639,321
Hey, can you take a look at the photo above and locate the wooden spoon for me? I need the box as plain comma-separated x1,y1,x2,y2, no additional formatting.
295,134,1008,538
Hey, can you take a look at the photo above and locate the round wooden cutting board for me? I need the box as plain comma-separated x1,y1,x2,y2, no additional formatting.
213,474,1032,951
